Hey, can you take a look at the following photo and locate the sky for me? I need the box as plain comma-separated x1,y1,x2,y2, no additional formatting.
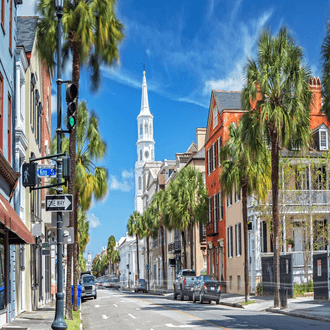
19,0,330,259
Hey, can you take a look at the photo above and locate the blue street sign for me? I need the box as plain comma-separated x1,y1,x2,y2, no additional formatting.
37,164,57,178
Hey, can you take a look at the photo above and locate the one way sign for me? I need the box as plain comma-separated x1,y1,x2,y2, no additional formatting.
45,195,73,212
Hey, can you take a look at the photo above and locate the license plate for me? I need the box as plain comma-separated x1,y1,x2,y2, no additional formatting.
210,287,215,290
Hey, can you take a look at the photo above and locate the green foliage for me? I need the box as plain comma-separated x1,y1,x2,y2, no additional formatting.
321,16,330,118
293,281,314,297
256,282,263,296
241,300,256,305
65,310,81,330
36,0,124,91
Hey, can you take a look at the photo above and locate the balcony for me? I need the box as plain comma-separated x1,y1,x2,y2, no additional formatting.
168,242,174,253
174,239,181,252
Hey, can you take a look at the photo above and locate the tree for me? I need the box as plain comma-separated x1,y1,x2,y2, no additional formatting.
36,0,123,317
241,27,312,307
127,212,144,280
321,16,330,116
78,208,90,271
106,235,116,274
166,166,208,269
141,206,159,290
151,190,170,288
51,102,108,314
220,119,271,302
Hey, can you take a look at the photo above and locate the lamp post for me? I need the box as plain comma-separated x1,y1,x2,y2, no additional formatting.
52,0,67,329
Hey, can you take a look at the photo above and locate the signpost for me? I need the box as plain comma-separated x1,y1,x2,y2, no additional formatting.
45,195,73,212
37,164,57,178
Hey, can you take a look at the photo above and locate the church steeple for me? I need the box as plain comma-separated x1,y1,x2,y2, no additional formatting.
139,71,151,116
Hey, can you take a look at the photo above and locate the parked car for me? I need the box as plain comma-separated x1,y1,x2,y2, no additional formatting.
80,274,97,301
173,269,198,301
134,279,148,293
192,275,221,304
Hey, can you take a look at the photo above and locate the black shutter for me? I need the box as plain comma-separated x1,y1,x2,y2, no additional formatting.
227,227,230,257
230,227,233,258
263,221,267,253
239,223,242,256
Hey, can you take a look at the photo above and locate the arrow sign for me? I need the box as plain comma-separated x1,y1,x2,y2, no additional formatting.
45,195,73,212
37,164,57,178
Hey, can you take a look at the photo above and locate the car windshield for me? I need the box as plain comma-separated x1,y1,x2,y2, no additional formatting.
82,276,95,284
182,271,196,276
204,275,218,282
138,279,145,284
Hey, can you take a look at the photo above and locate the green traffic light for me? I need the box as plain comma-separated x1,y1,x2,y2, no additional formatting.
69,116,75,127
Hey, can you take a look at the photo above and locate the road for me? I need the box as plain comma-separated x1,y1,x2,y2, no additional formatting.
81,289,329,330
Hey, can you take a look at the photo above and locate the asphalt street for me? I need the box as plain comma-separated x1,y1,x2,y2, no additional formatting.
81,289,330,330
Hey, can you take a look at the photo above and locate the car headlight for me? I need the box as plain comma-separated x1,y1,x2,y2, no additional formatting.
82,287,85,292
92,285,96,290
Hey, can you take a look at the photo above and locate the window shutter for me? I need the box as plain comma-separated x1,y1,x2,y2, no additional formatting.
320,130,328,150
239,223,242,256
215,140,218,167
263,221,267,253
227,227,230,258
230,227,233,258
235,224,238,256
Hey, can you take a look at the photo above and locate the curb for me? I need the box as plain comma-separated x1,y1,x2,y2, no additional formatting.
220,301,244,308
266,308,330,324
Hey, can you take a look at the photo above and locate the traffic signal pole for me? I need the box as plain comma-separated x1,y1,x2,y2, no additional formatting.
52,3,67,329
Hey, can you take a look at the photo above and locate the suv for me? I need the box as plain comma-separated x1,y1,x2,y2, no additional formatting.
80,274,97,301
173,269,198,301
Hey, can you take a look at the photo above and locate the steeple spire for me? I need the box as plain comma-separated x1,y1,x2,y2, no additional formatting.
140,70,151,115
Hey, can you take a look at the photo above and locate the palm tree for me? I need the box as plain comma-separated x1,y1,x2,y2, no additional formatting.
321,16,330,116
152,190,170,288
141,206,159,290
127,211,144,280
106,235,117,274
167,166,208,269
36,0,123,316
51,101,108,314
78,208,90,271
220,120,271,302
241,27,312,307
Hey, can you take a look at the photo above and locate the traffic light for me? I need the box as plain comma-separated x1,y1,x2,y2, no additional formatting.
22,162,38,187
66,83,78,131
62,155,71,181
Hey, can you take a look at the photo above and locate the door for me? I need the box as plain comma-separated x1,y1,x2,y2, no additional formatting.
8,245,16,321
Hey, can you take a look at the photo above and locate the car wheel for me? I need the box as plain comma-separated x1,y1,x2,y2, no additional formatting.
192,292,196,303
173,291,177,300
199,293,203,304
94,293,97,299
216,297,220,305
179,292,184,301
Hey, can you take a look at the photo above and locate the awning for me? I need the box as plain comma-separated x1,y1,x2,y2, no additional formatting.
0,194,35,244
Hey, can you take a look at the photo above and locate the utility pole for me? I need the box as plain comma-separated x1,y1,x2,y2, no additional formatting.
52,0,67,328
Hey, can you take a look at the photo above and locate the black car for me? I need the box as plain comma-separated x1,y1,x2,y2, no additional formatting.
192,275,221,304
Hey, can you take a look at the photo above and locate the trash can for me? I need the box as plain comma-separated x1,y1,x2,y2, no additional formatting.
280,288,288,308
71,284,82,306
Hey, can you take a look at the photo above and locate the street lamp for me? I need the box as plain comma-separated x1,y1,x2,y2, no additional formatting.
51,0,67,329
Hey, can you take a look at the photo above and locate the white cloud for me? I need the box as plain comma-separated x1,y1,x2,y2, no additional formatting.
51,93,57,114
87,213,101,229
109,169,134,192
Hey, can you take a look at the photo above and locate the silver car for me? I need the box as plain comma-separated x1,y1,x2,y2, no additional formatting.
81,275,97,300
134,279,148,293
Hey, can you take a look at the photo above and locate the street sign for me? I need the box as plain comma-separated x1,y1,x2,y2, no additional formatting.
42,249,51,256
42,242,50,249
63,227,74,244
51,212,69,227
37,164,57,178
22,163,38,187
45,195,73,212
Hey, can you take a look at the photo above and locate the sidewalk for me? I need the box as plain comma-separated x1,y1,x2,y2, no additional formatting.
0,300,56,330
219,293,330,323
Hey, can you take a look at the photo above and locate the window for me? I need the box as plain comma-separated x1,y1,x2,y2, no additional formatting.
0,73,3,151
313,219,328,251
138,177,141,190
213,194,217,233
319,129,328,150
218,192,223,221
140,123,143,136
227,192,232,207
150,123,152,136
260,221,267,252
151,149,154,160
140,150,142,161
8,94,11,164
210,145,213,172
237,275,241,291
1,0,4,30
145,122,148,135
218,137,221,166
213,106,218,128
229,276,233,291
235,223,242,256
228,226,233,258
212,143,215,170
208,197,212,224
9,0,12,53
207,148,210,175
215,140,218,167
235,187,240,202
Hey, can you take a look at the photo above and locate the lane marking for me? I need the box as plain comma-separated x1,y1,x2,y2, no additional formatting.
128,313,136,319
127,296,229,330
113,304,118,307
102,315,109,319
166,324,195,328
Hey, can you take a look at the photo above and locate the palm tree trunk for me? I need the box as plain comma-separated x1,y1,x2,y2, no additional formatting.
70,38,80,312
136,234,139,280
271,133,280,308
65,244,73,319
147,236,150,291
161,225,166,288
181,231,187,269
190,222,194,270
242,182,249,303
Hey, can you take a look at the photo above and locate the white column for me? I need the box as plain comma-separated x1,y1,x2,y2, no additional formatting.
16,65,21,129
20,80,25,129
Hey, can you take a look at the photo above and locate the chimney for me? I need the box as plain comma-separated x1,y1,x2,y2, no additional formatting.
309,77,322,115
196,127,206,150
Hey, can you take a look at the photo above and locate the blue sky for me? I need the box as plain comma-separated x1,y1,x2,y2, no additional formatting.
19,0,330,259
